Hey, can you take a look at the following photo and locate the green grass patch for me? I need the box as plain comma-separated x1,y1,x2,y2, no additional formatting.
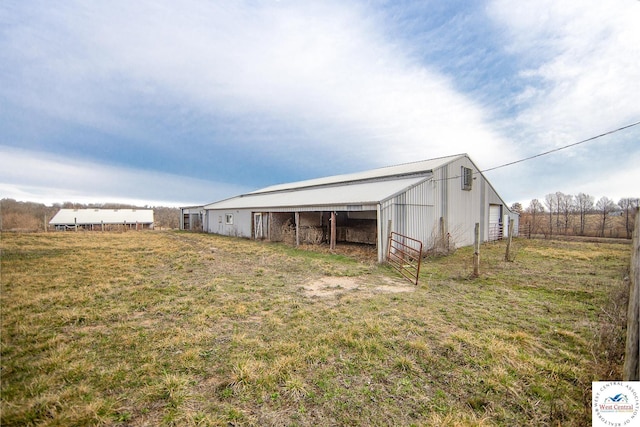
1,231,630,426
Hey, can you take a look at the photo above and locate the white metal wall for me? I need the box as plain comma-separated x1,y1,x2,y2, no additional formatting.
205,209,253,238
439,157,516,246
200,155,517,261
378,179,435,260
378,156,516,257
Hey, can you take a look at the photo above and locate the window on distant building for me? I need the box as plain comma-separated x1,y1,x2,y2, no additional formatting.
225,214,234,225
461,166,473,191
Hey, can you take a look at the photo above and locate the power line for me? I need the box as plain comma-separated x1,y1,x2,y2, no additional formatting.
481,120,640,173
430,120,640,183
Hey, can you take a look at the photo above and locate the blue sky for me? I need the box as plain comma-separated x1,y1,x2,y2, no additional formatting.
1,0,639,207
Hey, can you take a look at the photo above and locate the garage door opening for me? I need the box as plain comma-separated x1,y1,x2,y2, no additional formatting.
255,210,377,247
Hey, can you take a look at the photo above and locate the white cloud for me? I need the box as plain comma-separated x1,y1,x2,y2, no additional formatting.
0,146,247,206
2,0,516,168
479,0,640,205
489,0,640,144
2,0,637,207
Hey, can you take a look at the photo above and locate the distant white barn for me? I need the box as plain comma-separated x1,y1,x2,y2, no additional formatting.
49,209,154,231
183,154,517,262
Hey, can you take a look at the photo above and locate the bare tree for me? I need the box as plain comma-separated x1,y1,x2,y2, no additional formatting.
0,198,58,231
575,193,594,236
618,198,640,239
544,194,556,236
527,199,545,235
0,198,180,231
554,192,563,233
154,206,181,229
556,193,573,235
596,196,616,237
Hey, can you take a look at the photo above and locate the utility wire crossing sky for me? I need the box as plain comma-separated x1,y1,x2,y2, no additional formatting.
1,0,639,207
480,121,640,174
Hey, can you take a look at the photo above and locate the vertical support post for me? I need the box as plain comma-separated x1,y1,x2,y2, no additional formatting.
382,218,392,263
623,208,640,381
295,212,300,246
473,222,480,277
439,216,446,252
101,221,104,232
330,211,336,250
376,204,383,263
505,218,514,262
74,217,77,232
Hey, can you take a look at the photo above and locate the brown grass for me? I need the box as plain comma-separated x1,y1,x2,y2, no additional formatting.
1,231,631,426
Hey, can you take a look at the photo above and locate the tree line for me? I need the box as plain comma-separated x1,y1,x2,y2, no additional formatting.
0,199,181,231
513,193,639,239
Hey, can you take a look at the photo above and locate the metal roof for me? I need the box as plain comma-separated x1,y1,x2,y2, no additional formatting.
204,176,430,210
49,209,154,225
201,154,467,211
250,154,464,194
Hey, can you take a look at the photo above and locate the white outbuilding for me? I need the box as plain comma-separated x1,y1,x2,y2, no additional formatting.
182,154,518,262
49,209,154,231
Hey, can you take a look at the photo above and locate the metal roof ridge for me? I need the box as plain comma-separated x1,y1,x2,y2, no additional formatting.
248,172,432,196
371,153,466,170
198,154,466,209
248,154,463,195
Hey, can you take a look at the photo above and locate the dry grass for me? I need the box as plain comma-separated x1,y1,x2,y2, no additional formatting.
1,231,631,426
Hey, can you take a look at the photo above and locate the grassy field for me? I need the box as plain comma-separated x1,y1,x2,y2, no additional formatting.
0,231,631,426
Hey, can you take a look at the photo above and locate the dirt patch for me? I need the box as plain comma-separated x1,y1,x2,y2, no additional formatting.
302,276,414,299
303,277,361,298
374,276,417,293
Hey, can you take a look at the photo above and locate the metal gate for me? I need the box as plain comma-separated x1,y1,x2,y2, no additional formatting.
387,232,423,285
489,204,503,241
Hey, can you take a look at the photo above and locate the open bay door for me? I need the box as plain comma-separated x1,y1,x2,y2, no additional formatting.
489,204,503,241
254,213,267,240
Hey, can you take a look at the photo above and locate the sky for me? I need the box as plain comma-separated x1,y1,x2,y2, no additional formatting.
1,0,639,208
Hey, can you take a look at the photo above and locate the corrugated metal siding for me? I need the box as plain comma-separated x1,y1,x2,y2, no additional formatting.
379,179,435,257
377,154,515,257
441,157,486,247
250,204,379,213
196,153,516,259
206,210,252,238
439,157,515,245
405,180,436,245
443,158,472,247
182,207,204,214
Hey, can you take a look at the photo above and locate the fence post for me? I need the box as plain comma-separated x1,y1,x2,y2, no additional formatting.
330,211,336,250
623,208,639,381
473,223,480,277
505,218,514,261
